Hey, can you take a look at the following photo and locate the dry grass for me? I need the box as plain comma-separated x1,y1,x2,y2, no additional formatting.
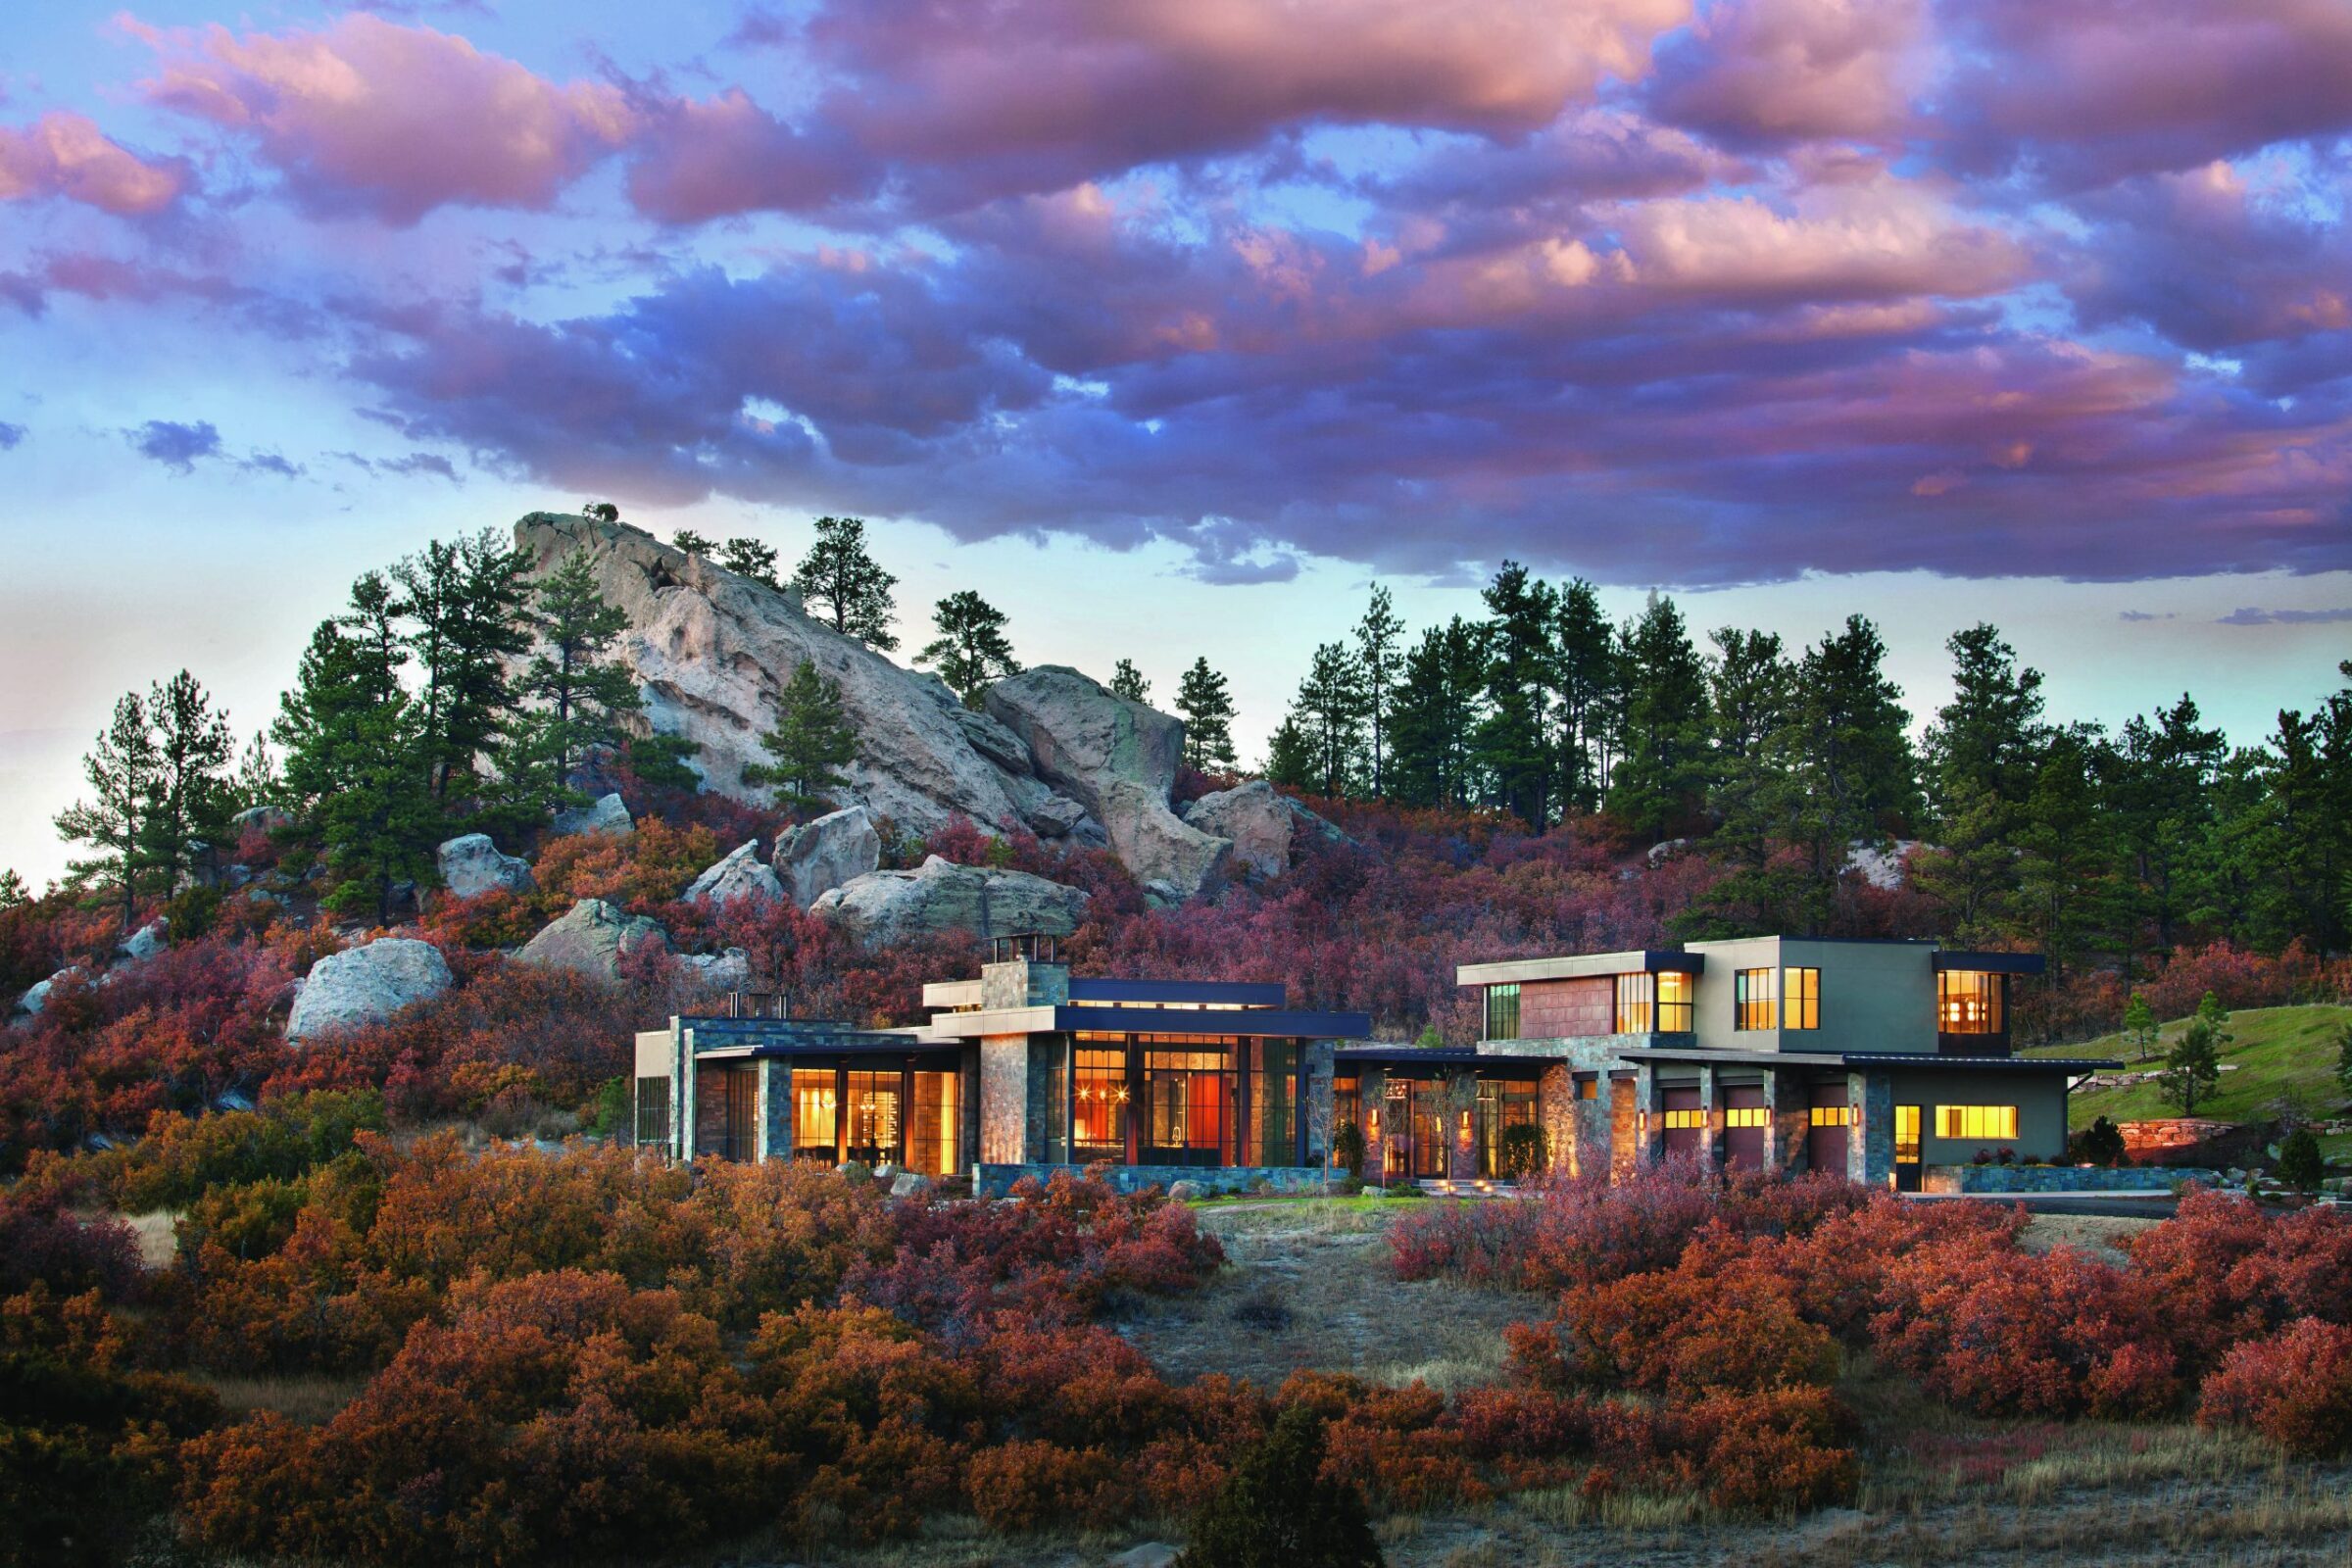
2018,1210,2159,1266
199,1371,368,1426
123,1208,180,1269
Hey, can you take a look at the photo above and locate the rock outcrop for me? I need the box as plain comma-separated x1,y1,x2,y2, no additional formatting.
231,804,289,837
683,948,753,992
774,806,882,907
14,967,76,1016
117,919,169,963
812,856,1090,946
285,938,453,1043
985,666,1231,898
553,792,634,837
1180,779,1346,883
437,833,537,901
685,841,785,906
516,898,670,980
513,515,1218,894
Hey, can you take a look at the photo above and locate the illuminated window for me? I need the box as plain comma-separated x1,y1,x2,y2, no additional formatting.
1656,970,1694,1032
1484,983,1520,1041
1935,1104,2018,1140
1726,1105,1769,1129
1783,967,1820,1030
793,1068,838,1161
1894,1104,1921,1162
910,1070,960,1176
1574,1076,1599,1102
1251,1041,1298,1167
1735,968,1776,1030
1808,1104,1852,1128
1662,1107,1705,1130
1614,973,1651,1034
1938,971,2004,1034
633,1076,670,1148
1074,1048,1128,1162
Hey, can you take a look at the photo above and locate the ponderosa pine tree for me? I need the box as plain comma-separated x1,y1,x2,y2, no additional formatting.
1176,657,1239,771
794,515,899,651
1475,563,1556,828
506,549,642,820
2106,694,2227,956
1290,641,1368,798
1681,628,1798,935
672,528,714,556
917,590,1020,707
1110,659,1151,704
55,689,162,929
1606,593,1709,839
1781,615,1917,930
1264,714,1317,794
1388,617,1485,808
272,574,439,921
232,732,278,810
1552,577,1615,813
2011,722,2127,1006
583,501,620,524
1354,585,1404,797
718,537,781,588
743,661,858,815
140,669,237,898
1915,624,2048,940
390,530,533,807
2123,992,2158,1062
0,868,25,909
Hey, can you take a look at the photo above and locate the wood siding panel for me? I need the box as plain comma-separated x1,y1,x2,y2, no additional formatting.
1518,976,1616,1039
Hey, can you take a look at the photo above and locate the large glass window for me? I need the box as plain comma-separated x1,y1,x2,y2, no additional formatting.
1894,1104,1921,1162
1145,1045,1235,1166
1735,968,1777,1031
1938,971,2004,1034
793,1068,838,1161
843,1070,901,1165
1614,973,1651,1034
1784,967,1820,1030
910,1070,960,1177
1935,1104,2018,1140
1484,983,1521,1041
1073,1047,1128,1163
1475,1079,1539,1176
1656,971,1693,1033
633,1076,670,1148
1250,1041,1298,1167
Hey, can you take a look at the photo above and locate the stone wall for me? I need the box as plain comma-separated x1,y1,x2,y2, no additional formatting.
1927,1163,2214,1194
972,1162,1329,1199
979,1037,1032,1164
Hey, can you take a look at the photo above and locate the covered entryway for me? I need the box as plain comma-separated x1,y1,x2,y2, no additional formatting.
1662,1085,1703,1160
1724,1085,1768,1170
1806,1084,1850,1176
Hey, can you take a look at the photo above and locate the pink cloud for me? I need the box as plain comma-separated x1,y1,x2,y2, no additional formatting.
0,111,187,215
136,14,636,223
1651,0,1932,146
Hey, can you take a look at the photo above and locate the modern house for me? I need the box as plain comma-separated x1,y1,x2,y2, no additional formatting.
634,936,1372,1195
634,933,2115,1193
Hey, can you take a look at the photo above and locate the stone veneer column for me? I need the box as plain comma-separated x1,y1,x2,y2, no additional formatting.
1696,1062,1721,1171
1848,1070,1893,1186
755,1058,792,1163
979,1037,1031,1165
1446,1070,1479,1180
1608,1072,1640,1178
1764,1068,1808,1175
1362,1066,1392,1183
1539,1064,1576,1179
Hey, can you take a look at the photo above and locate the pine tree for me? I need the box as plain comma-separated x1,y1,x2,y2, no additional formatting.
140,669,237,897
794,514,900,650
1292,641,1368,798
1110,659,1151,704
583,501,620,524
1353,585,1404,797
718,537,781,588
1552,578,1615,813
2012,722,2126,1007
1176,658,1239,771
1177,1405,1382,1568
672,528,714,556
743,662,858,814
1780,615,1917,931
2160,1017,2223,1115
2106,695,2226,956
55,690,161,929
0,868,26,910
917,590,1020,707
1389,618,1486,808
1606,593,1708,838
1475,563,1557,828
391,530,532,806
1683,628,1799,934
1915,624,2046,940
272,575,439,921
625,732,703,793
232,732,278,809
1264,714,1317,793
511,549,642,806
2122,992,2158,1063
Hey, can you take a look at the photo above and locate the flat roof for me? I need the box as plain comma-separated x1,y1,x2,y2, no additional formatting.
1456,949,1703,987
1932,951,2048,975
919,1004,1370,1041
1068,977,1287,1006
1618,1046,2116,1072
1334,1045,1547,1077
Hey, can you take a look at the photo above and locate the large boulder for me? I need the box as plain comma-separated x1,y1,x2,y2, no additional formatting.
1181,779,1345,883
231,803,289,836
514,513,1043,836
553,792,634,838
774,806,882,906
14,967,76,1016
285,938,453,1043
685,841,785,906
811,856,1090,946
683,948,753,992
117,918,169,963
1103,780,1231,901
516,898,671,980
982,665,1182,815
437,833,537,901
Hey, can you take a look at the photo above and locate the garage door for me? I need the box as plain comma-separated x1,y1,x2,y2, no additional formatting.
1663,1086,1703,1160
1725,1086,1767,1170
1806,1085,1850,1177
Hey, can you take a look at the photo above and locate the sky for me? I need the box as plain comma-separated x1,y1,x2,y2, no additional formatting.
2,0,2350,887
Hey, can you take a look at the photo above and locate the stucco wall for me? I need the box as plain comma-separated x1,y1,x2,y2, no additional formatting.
1886,1068,2071,1163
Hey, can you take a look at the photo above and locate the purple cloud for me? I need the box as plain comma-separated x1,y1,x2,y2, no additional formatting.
2217,606,2352,625
0,421,23,450
0,110,189,215
124,418,222,472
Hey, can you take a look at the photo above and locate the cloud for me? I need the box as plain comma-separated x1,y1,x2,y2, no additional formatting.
2117,610,2176,621
331,448,462,481
0,111,189,215
239,451,303,478
1649,0,1932,147
124,418,222,472
136,15,636,223
2216,606,2352,625
0,421,24,449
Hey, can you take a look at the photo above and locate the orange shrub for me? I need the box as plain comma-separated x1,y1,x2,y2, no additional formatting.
2197,1318,2352,1457
964,1440,1133,1532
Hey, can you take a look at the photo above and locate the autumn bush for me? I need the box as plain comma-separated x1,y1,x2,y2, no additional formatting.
2196,1318,2352,1457
2122,1190,2352,1368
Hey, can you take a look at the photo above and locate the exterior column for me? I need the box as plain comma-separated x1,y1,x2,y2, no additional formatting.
1765,1068,1807,1175
1235,1040,1252,1170
678,1028,699,1161
1539,1064,1575,1180
1642,1063,1665,1167
1696,1062,1721,1171
1294,1041,1311,1167
1608,1072,1640,1179
1363,1066,1392,1184
755,1058,790,1163
1448,1071,1479,1179
899,1065,915,1170
1849,1070,1893,1186
1124,1036,1143,1166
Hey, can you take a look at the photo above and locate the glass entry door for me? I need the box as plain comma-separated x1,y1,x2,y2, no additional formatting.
1143,1049,1233,1167
1894,1103,1922,1191
844,1070,901,1166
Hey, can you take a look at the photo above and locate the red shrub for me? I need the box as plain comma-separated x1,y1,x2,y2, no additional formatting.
2197,1318,2352,1457
964,1440,1133,1532
1545,1256,1838,1398
2127,1192,2352,1367
1668,1388,1858,1514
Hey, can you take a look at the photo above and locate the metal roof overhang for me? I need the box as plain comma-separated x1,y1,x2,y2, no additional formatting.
1333,1046,1546,1078
1616,1046,2118,1072
921,1004,1370,1041
1932,951,2048,975
1455,949,1703,987
1068,977,1289,1006
692,1037,965,1062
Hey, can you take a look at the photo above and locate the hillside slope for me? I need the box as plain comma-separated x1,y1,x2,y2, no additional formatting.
2026,1004,2351,1129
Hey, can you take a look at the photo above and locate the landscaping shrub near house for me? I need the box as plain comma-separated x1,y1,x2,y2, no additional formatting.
2197,1318,2352,1457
